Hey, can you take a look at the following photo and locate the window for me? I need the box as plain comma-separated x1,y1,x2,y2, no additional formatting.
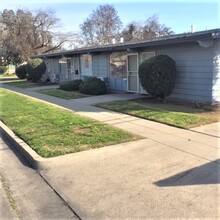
110,52,127,78
140,52,155,63
81,54,92,68
46,60,51,73
80,54,92,76
59,58,67,63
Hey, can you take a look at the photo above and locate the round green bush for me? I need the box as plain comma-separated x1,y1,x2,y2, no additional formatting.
79,77,107,95
26,59,46,82
60,79,83,91
138,55,176,98
15,64,27,79
0,66,8,75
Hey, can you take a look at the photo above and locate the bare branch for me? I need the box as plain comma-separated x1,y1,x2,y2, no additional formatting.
122,15,174,42
79,4,122,46
43,40,66,53
0,8,69,65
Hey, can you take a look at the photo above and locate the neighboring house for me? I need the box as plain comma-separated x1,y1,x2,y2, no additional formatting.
35,29,220,105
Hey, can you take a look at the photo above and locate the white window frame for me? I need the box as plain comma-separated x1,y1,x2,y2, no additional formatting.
139,51,156,64
127,53,139,92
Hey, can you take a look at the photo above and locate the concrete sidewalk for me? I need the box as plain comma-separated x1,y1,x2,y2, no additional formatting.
1,84,220,218
41,139,220,219
191,121,220,137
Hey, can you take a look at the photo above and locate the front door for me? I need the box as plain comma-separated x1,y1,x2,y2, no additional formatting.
66,58,73,81
127,54,138,92
73,57,80,79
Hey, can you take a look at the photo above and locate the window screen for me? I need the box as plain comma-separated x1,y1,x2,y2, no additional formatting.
110,52,127,78
140,52,155,63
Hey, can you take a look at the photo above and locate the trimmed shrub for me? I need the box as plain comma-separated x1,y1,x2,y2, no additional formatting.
60,79,83,91
15,64,27,79
26,58,46,82
0,66,8,75
79,77,107,95
138,55,176,99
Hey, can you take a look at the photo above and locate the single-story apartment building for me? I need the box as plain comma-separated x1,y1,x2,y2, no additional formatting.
35,28,220,105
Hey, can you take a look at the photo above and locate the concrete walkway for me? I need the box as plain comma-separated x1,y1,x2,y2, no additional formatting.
1,84,220,219
191,121,220,137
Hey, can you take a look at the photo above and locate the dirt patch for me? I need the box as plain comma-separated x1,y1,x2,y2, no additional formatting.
72,127,90,135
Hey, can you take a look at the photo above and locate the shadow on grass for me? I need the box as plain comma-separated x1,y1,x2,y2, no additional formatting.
134,98,205,114
154,159,220,187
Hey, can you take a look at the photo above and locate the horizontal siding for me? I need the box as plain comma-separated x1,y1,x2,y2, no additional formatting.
175,60,213,67
170,93,212,102
157,42,214,103
174,83,212,91
108,78,127,91
177,66,213,73
172,88,212,97
175,77,212,85
176,71,213,79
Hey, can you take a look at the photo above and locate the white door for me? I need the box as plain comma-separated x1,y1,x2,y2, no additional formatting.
66,58,73,81
73,57,80,79
59,59,68,82
127,54,138,92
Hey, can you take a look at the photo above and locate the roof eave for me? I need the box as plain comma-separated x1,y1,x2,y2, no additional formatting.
32,31,217,59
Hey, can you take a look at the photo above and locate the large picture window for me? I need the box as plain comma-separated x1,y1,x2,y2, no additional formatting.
80,54,92,76
110,52,127,78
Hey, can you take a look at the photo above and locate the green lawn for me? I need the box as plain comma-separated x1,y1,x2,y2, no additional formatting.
96,100,219,129
37,88,90,99
0,89,140,158
3,80,42,88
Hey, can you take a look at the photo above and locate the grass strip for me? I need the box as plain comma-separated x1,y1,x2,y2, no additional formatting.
0,89,140,157
37,88,90,99
95,100,218,129
3,80,41,88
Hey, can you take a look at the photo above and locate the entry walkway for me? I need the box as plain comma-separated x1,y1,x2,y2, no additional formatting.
1,84,220,219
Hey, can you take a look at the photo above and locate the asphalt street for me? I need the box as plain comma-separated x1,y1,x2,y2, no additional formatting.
0,137,78,220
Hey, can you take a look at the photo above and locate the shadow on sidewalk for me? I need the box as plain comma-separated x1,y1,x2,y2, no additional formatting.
154,159,220,186
1,136,33,169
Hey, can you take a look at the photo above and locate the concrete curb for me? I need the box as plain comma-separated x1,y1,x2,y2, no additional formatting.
0,121,46,170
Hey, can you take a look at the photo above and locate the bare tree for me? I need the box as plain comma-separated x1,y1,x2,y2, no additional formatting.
0,9,70,65
80,4,122,46
122,15,174,42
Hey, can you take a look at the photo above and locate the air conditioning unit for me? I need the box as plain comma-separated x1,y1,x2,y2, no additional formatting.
97,77,105,81
97,77,108,85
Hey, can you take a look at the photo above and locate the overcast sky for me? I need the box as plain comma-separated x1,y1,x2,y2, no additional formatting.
1,0,219,34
